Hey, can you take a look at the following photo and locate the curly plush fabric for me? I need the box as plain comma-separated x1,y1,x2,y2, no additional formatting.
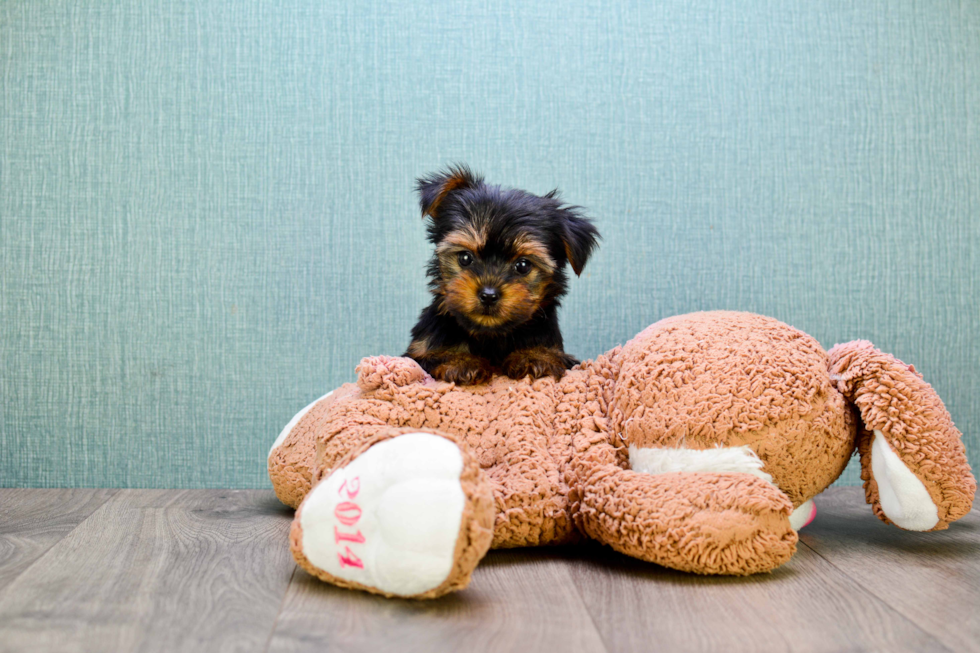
315,358,580,549
611,312,856,506
268,385,361,508
828,340,976,529
269,311,975,595
565,352,798,575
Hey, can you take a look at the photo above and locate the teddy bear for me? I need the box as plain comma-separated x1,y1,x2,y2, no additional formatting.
267,311,975,599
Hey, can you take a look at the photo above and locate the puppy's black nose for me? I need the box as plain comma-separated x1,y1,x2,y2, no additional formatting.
478,287,500,306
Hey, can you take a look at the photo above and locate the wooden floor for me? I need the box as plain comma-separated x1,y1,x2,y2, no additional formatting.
0,487,977,653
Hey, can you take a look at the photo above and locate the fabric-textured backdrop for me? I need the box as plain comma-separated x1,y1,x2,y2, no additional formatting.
2,1,977,488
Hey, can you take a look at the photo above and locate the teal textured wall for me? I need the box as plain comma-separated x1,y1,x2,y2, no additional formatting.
1,1,977,488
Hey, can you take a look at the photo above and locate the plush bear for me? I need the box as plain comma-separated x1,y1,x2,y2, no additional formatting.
268,311,975,599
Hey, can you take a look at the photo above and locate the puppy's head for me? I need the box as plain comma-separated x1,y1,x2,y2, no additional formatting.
416,165,600,335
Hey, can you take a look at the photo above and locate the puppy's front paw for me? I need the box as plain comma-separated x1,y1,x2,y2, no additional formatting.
503,347,577,381
432,353,494,385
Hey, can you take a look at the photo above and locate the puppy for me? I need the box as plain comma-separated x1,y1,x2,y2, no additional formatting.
405,165,600,385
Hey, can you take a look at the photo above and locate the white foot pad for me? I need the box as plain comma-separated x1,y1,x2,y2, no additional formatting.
871,430,939,531
299,432,466,596
789,499,816,531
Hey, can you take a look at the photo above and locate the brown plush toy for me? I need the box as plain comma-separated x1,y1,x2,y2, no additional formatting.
268,311,975,599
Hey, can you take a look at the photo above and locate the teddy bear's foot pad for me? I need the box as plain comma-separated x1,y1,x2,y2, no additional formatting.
789,499,816,531
292,432,471,597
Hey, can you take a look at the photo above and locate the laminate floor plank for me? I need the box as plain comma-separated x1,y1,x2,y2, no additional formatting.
801,487,980,653
2,488,977,653
566,539,948,653
266,548,609,653
0,489,117,592
0,490,295,653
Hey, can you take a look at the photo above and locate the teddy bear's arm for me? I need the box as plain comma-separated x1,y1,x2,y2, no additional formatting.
269,354,498,598
829,340,976,531
269,356,443,508
269,385,361,508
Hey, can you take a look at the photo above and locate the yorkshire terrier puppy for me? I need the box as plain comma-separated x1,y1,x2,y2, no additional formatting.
405,165,600,385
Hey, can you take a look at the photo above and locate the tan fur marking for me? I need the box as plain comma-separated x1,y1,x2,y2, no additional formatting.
407,338,430,357
442,274,543,330
438,226,487,255
564,242,581,275
412,344,494,385
502,346,575,381
425,172,475,218
495,282,539,325
513,235,556,271
444,274,485,318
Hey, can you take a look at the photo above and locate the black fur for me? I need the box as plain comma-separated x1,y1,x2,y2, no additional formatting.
405,165,600,384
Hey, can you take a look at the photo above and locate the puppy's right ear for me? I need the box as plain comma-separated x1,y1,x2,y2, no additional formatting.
416,165,482,218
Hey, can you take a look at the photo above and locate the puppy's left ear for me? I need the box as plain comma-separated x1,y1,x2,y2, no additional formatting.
557,207,600,276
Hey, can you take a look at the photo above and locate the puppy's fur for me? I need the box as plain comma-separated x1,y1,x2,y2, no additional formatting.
405,165,599,385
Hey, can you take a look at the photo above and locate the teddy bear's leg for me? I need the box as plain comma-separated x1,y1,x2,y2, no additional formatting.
829,340,975,531
574,467,798,575
569,433,797,575
290,427,495,599
629,443,820,532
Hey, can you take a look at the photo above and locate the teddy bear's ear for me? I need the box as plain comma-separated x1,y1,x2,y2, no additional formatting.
416,165,482,219
555,203,600,276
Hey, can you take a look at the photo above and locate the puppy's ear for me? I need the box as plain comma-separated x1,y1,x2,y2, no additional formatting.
557,206,600,276
416,165,482,218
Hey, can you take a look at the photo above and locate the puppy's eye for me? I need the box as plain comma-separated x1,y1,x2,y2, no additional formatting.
514,258,532,276
457,251,473,267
